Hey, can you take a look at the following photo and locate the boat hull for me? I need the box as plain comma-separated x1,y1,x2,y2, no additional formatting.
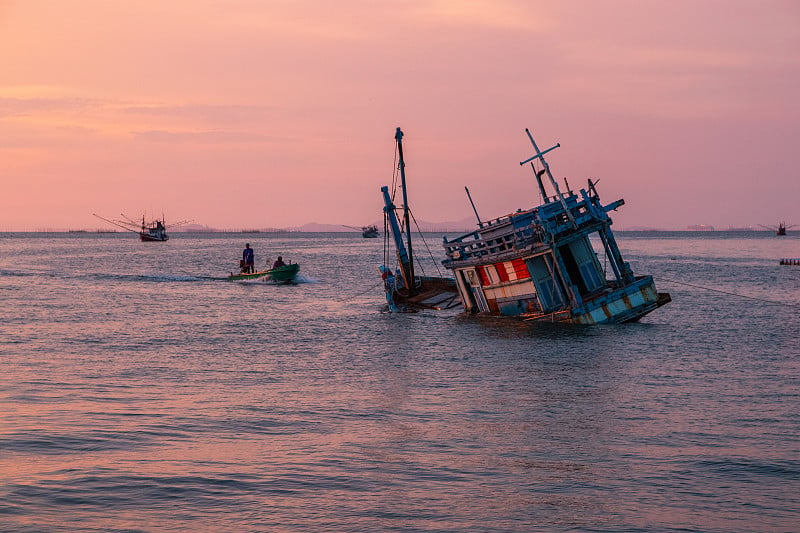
390,276,461,310
448,251,670,323
520,276,671,324
268,263,300,282
140,233,168,242
228,263,300,282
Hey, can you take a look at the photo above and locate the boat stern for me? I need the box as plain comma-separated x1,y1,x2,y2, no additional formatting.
571,276,671,325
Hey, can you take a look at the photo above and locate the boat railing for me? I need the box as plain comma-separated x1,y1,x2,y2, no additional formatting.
442,189,618,264
443,225,545,264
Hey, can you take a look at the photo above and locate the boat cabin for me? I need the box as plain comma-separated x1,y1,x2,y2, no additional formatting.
441,132,669,324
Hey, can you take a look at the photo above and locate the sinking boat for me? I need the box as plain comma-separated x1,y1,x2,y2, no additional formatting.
228,263,300,283
92,213,191,242
379,128,460,312
441,128,671,324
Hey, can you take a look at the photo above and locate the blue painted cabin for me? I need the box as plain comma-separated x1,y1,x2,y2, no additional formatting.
441,133,670,324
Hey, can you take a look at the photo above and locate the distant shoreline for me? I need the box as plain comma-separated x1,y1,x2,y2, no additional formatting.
0,228,788,235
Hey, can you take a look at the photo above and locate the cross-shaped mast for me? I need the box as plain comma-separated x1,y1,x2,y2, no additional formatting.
519,128,576,227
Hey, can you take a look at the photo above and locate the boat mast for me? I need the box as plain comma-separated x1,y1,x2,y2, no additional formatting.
519,128,576,227
381,186,411,282
395,127,416,296
530,163,549,204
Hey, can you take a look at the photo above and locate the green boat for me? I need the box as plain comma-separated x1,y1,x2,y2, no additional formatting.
228,263,300,283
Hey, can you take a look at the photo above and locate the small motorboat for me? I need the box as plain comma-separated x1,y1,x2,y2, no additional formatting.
228,262,300,283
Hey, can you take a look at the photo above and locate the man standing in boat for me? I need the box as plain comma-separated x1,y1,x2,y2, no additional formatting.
242,243,255,273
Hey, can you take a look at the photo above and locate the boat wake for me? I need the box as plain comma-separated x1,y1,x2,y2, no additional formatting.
91,273,211,283
228,274,316,285
0,268,315,286
0,268,38,278
0,269,210,283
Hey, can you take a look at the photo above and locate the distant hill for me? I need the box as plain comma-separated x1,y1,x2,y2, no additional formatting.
292,218,476,233
294,222,359,232
181,223,217,232
174,218,478,233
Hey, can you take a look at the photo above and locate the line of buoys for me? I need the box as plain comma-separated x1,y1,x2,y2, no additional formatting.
780,258,800,265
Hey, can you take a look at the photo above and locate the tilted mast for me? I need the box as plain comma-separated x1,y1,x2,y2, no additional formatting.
381,186,411,285
395,127,416,296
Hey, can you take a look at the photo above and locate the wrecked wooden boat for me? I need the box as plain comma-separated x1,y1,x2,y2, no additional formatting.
441,129,671,324
379,128,460,312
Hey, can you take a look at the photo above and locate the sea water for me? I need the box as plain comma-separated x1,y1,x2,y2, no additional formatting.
1,232,798,532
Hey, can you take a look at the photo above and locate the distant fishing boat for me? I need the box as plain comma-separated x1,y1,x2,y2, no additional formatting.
441,128,671,324
92,213,191,242
760,221,795,236
228,263,300,283
687,224,714,231
361,225,379,238
379,128,460,312
341,224,380,238
139,218,169,241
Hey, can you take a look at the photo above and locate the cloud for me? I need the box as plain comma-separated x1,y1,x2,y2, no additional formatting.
122,103,277,123
130,129,288,144
409,0,551,31
0,96,100,118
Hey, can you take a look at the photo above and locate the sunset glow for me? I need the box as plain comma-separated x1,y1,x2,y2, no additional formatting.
1,0,798,230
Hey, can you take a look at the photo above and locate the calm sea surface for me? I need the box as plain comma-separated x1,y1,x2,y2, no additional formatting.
1,231,799,532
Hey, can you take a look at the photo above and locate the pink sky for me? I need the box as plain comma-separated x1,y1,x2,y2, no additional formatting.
1,0,798,231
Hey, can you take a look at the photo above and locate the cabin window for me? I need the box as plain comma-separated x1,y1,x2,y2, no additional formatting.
457,270,478,311
464,269,491,312
511,259,529,280
477,266,491,286
487,265,500,284
526,256,565,312
559,244,588,295
572,237,604,291
579,263,603,291
495,262,510,282
558,237,604,296
478,265,501,285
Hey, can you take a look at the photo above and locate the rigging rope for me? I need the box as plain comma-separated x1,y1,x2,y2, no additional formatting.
383,213,390,267
335,280,385,303
383,135,447,281
657,276,800,308
384,141,400,268
391,143,399,202
408,208,446,278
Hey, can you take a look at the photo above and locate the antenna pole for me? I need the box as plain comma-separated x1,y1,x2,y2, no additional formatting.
530,163,549,204
464,187,483,227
